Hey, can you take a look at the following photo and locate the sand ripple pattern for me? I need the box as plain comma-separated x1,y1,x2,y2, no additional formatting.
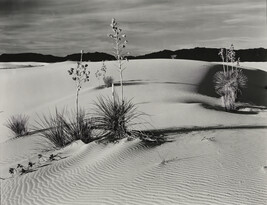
2,129,267,205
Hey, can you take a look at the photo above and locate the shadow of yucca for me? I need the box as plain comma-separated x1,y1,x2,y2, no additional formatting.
201,103,259,115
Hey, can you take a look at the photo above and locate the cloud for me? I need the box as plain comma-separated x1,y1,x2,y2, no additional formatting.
0,0,40,15
1,0,266,55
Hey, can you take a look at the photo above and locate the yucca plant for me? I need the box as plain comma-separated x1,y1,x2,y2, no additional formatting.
95,61,107,86
108,18,128,101
60,109,93,144
5,114,29,137
214,44,247,111
35,109,70,149
93,95,142,143
67,50,90,133
103,76,114,88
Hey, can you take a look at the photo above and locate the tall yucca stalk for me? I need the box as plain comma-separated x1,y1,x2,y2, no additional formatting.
67,50,90,132
108,18,128,101
215,44,247,111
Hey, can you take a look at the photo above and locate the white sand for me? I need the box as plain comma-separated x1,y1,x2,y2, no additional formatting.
0,59,267,204
0,62,48,69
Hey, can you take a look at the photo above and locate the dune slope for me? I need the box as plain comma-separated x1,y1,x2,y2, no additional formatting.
1,59,267,205
1,129,267,205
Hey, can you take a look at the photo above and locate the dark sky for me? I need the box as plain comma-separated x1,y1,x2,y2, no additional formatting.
1,0,266,56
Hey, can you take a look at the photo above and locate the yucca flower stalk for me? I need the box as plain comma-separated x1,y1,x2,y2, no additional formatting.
228,44,235,73
218,48,226,74
108,18,128,102
67,50,90,130
95,61,107,86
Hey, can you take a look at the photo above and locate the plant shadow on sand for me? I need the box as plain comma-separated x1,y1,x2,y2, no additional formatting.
197,64,267,107
94,79,197,90
142,125,267,139
202,103,260,114
184,100,263,115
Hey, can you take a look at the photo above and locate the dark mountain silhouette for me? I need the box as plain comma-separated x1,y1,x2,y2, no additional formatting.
0,48,266,62
64,52,115,62
0,53,63,63
130,47,267,62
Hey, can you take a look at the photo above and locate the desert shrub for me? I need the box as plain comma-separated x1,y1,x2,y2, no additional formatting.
214,69,247,110
103,76,114,88
35,109,93,148
214,44,247,111
214,71,246,111
61,109,93,144
171,55,177,59
35,110,70,149
93,96,142,143
5,114,29,137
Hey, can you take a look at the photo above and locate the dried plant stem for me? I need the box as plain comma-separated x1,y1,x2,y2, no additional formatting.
75,51,83,131
109,18,128,102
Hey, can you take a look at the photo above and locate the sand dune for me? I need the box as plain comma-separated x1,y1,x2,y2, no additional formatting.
1,59,267,204
1,60,266,141
1,129,267,205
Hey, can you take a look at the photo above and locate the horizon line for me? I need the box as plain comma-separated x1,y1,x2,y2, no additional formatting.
1,47,267,57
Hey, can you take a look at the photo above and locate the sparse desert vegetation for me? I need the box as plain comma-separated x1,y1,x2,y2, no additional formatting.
67,50,90,132
214,44,248,111
103,76,114,88
35,109,70,149
58,108,93,144
5,114,29,137
1,5,267,204
93,95,142,143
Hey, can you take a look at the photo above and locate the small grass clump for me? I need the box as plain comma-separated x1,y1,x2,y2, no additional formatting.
93,96,142,143
103,76,114,88
35,109,70,149
35,109,93,148
5,114,29,137
61,109,93,144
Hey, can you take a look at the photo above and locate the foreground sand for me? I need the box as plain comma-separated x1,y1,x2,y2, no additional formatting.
1,128,267,205
0,59,267,204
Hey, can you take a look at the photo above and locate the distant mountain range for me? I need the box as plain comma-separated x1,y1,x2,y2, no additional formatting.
0,48,266,62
